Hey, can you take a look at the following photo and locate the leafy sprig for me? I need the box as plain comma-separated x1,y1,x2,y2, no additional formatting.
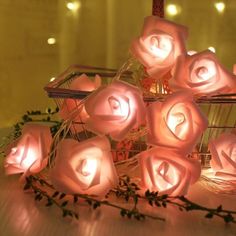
23,174,236,224
0,108,61,156
112,175,236,224
24,175,165,222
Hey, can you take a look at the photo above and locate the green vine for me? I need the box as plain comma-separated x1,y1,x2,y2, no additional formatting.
24,175,164,222
22,174,236,224
112,175,236,224
0,107,61,156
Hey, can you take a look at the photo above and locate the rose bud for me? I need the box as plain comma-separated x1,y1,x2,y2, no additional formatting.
59,73,101,133
169,50,236,96
209,132,236,179
138,146,201,196
131,15,188,80
147,91,208,155
84,80,146,141
5,124,52,176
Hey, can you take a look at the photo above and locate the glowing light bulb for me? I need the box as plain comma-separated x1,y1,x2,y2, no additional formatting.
50,77,55,82
81,159,97,176
47,38,56,45
166,4,179,16
214,2,225,13
150,36,173,59
66,1,81,11
168,113,185,132
208,46,216,53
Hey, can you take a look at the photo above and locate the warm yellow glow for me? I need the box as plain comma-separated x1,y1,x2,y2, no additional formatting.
47,38,56,45
81,158,97,176
150,36,173,59
50,77,55,82
214,2,225,13
208,46,216,53
166,4,179,16
66,1,81,11
13,146,37,169
167,113,185,133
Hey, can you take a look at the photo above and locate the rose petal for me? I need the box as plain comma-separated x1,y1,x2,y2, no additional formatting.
169,50,236,95
209,133,236,175
138,146,201,196
147,91,208,155
50,136,118,197
4,124,52,176
131,16,188,80
84,80,145,141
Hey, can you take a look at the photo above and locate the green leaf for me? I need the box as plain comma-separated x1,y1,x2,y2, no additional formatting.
52,191,59,198
145,190,150,197
73,195,78,203
160,194,168,200
23,183,31,190
127,212,132,219
86,199,92,205
62,210,68,217
59,193,66,199
46,201,53,207
74,213,79,220
155,201,161,207
224,214,234,223
61,201,68,207
162,202,167,208
216,205,222,212
120,209,127,217
35,194,42,201
93,202,100,209
205,213,213,219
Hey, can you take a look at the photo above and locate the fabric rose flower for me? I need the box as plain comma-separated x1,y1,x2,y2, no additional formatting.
5,124,52,176
84,80,146,141
169,50,236,96
59,73,101,133
147,91,208,155
50,136,118,197
138,147,201,196
131,15,188,80
209,132,236,179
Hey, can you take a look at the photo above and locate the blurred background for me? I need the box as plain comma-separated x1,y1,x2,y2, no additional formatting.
0,0,235,128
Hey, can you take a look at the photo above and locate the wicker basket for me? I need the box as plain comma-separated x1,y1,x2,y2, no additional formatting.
44,65,236,168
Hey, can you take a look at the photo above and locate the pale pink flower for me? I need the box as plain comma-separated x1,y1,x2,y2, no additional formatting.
209,132,236,179
147,91,208,155
59,73,101,133
5,124,52,175
131,16,188,80
139,147,201,196
50,136,118,197
84,80,146,141
170,50,236,96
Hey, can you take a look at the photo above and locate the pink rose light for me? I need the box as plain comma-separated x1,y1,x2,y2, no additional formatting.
209,133,236,179
59,73,101,132
5,124,52,175
131,16,188,80
169,50,236,96
84,80,146,141
233,64,236,75
138,147,201,196
50,136,118,197
147,91,208,155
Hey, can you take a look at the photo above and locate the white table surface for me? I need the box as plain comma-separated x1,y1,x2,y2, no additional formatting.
0,129,236,236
